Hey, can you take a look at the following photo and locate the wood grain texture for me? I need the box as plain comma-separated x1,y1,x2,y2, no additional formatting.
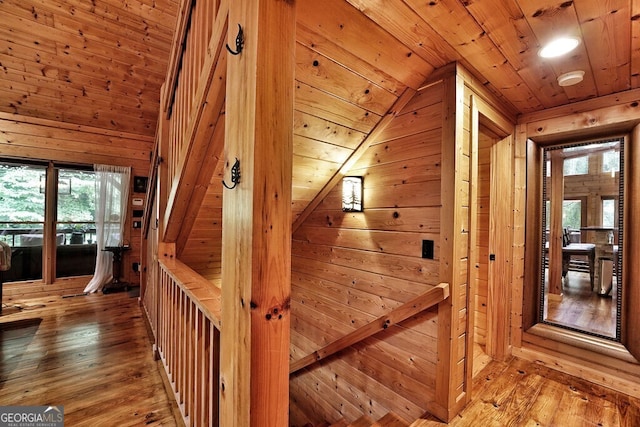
625,124,640,360
219,1,295,426
290,78,446,425
411,356,640,427
0,291,179,426
290,283,448,374
0,0,178,135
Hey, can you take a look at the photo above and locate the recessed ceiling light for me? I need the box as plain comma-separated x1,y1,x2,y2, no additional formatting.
539,37,581,58
557,70,584,86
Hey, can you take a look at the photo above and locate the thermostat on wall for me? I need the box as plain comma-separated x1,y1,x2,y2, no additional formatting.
132,198,144,206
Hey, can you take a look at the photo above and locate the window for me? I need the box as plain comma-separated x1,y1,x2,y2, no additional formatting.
563,155,588,176
0,161,98,282
602,198,615,228
0,162,46,280
56,168,97,278
544,199,584,231
602,150,619,174
562,199,582,230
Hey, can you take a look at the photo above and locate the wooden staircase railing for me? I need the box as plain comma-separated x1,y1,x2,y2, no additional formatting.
290,283,449,375
154,257,222,427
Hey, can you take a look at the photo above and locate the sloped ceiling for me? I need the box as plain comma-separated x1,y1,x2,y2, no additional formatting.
1,0,639,219
0,0,179,135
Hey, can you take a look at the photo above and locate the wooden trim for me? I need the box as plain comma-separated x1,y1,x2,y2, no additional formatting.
434,69,463,421
515,338,640,399
518,88,640,125
466,95,479,388
292,86,417,233
523,96,640,142
43,163,57,285
625,124,640,360
158,257,221,328
510,123,528,348
289,283,449,374
457,64,518,124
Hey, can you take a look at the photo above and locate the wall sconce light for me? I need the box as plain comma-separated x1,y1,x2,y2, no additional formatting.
342,176,363,212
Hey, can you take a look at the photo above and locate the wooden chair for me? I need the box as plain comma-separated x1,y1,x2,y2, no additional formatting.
561,228,596,290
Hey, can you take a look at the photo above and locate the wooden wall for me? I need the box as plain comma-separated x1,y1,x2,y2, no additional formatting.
0,112,152,288
179,157,224,286
288,79,444,425
473,131,492,348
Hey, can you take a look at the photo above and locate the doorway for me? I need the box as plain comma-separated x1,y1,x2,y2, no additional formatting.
469,110,514,377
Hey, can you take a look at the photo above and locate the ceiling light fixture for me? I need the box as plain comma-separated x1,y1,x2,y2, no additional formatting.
557,70,584,87
538,37,581,58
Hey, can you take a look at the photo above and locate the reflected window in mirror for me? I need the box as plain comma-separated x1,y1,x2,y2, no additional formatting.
539,137,624,341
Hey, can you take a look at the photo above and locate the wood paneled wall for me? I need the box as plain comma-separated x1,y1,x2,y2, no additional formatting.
473,132,493,348
288,80,445,425
0,112,152,287
179,157,224,286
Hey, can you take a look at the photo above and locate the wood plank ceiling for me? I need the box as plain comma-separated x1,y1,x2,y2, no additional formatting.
1,0,639,219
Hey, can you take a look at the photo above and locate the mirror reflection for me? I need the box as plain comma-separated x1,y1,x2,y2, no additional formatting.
540,138,623,340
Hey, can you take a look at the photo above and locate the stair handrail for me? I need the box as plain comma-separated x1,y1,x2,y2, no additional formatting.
290,282,450,374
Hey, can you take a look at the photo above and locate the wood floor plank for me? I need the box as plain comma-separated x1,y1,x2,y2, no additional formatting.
5,289,640,427
0,291,179,426
409,357,640,427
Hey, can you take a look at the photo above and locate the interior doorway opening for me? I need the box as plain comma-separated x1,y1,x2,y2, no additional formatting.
469,110,514,378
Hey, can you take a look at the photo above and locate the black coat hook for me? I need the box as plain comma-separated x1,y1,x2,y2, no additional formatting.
223,158,241,189
226,24,244,55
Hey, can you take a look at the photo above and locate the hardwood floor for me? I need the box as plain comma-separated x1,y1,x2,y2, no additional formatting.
544,270,616,338
412,356,640,427
0,289,179,426
3,286,639,427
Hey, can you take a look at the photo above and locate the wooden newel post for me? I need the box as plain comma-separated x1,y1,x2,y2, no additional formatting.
220,1,296,426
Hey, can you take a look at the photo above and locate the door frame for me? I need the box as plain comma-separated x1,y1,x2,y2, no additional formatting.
468,95,515,376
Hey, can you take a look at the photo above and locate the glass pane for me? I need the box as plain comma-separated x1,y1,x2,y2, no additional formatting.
0,163,46,281
602,199,615,228
602,151,619,174
0,221,44,282
56,222,96,278
55,169,97,278
0,163,46,222
562,200,581,229
57,169,96,222
563,156,588,175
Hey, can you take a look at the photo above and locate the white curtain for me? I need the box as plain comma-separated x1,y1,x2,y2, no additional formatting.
84,165,131,293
